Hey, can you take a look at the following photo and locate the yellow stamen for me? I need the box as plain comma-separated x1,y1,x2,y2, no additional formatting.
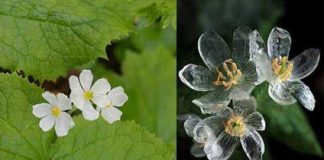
271,56,293,81
212,59,242,90
83,91,93,100
224,114,245,137
52,106,61,117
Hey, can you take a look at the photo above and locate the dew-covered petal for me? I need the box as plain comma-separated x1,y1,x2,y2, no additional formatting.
268,82,296,105
244,112,266,131
182,115,201,137
232,26,252,65
249,30,266,61
70,92,85,110
193,121,216,143
68,76,83,93
233,98,257,118
79,70,93,91
290,48,320,81
267,27,291,59
190,143,206,158
207,132,239,160
42,91,58,106
178,64,216,91
285,81,315,111
241,129,265,160
32,103,51,118
55,112,74,137
192,88,230,114
82,102,99,121
39,115,55,132
101,107,122,124
91,78,111,95
198,31,231,70
108,87,128,107
57,93,72,111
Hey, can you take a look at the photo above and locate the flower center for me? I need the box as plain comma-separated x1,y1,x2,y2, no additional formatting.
105,100,113,108
52,106,61,117
271,56,293,81
224,115,245,137
83,90,93,100
212,59,242,90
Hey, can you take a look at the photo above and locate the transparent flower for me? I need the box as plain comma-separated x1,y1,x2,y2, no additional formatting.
97,86,128,124
183,98,266,160
250,27,320,111
69,70,111,120
179,27,258,114
32,91,75,137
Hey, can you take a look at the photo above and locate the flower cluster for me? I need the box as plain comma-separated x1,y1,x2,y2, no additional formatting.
32,70,128,137
179,27,320,160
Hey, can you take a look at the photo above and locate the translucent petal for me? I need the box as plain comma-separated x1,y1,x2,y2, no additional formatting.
268,82,296,105
207,132,239,160
232,26,252,65
241,129,265,160
192,88,230,114
229,85,254,100
233,98,257,118
253,51,273,84
193,121,216,144
239,61,258,85
190,143,206,158
183,115,201,137
203,115,227,137
249,30,266,61
286,81,315,111
290,48,320,81
204,140,224,160
179,64,216,91
267,27,291,59
198,31,231,70
244,112,266,131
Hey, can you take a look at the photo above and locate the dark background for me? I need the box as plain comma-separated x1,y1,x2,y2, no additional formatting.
177,0,323,159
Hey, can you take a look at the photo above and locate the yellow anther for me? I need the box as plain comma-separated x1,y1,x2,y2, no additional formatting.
212,59,242,90
83,91,93,100
224,114,245,137
271,56,294,81
52,106,61,117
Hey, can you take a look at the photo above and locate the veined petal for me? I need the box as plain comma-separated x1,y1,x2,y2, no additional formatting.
108,87,128,107
192,88,230,114
241,129,265,160
233,98,257,118
249,30,266,61
267,27,291,59
55,112,73,137
190,143,206,158
91,78,111,95
198,31,231,70
42,91,58,106
203,115,226,137
207,132,239,160
32,103,51,118
229,85,254,100
178,64,216,91
290,48,320,81
57,93,72,111
101,107,122,124
232,26,252,65
39,115,55,132
68,76,83,93
183,115,201,137
82,103,99,121
286,81,315,111
268,82,296,105
244,112,266,131
204,140,224,160
70,92,85,110
79,70,93,91
240,61,259,85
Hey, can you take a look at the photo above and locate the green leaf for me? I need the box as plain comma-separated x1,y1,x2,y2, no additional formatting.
0,0,174,82
252,83,323,157
0,73,174,159
92,46,176,144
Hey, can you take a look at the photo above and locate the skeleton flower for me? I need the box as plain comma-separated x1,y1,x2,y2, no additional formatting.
179,27,258,113
183,98,265,160
250,27,320,111
32,91,74,137
69,70,111,120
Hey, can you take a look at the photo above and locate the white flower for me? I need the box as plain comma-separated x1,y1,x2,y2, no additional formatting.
97,86,128,124
69,70,111,121
32,91,74,137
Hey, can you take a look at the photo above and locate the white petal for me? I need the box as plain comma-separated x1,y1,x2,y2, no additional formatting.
79,70,93,91
39,115,55,132
267,27,291,59
82,103,99,121
92,94,108,107
290,48,320,81
57,93,72,111
241,129,265,160
232,26,252,65
190,143,206,158
70,92,85,110
55,112,74,137
244,112,266,131
198,31,231,70
286,81,315,111
32,103,51,118
91,78,111,95
268,82,296,105
42,91,58,106
253,50,273,84
68,75,83,93
101,107,122,124
178,64,216,91
108,87,128,107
